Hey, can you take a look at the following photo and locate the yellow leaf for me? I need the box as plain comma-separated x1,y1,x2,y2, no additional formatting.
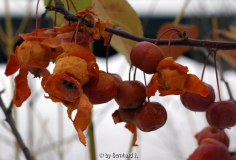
218,26,236,41
44,0,92,25
92,0,143,62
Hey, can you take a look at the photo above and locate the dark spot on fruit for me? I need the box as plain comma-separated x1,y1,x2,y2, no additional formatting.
63,80,77,90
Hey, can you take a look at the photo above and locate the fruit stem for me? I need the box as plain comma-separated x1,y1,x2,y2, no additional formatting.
129,64,133,81
143,72,150,102
213,51,221,101
201,50,213,81
66,0,71,27
75,19,81,44
106,35,113,73
69,0,78,12
35,0,40,37
155,28,181,45
168,32,181,57
133,67,137,81
54,11,57,27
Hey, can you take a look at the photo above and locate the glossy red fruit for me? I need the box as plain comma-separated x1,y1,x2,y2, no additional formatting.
130,41,164,74
195,126,229,148
180,83,215,111
115,80,146,109
231,153,236,160
188,138,230,160
206,101,236,129
134,102,167,132
118,107,137,123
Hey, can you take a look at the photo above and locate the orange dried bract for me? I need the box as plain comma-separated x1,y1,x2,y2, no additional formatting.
83,71,117,104
62,100,77,120
75,3,99,18
19,28,62,41
40,32,93,49
73,94,93,146
44,73,83,103
157,23,199,59
93,18,113,46
45,94,62,103
146,57,208,97
13,69,31,107
58,43,96,63
125,123,138,146
17,41,51,68
112,110,123,124
50,47,64,61
5,54,20,76
145,73,159,98
53,56,90,86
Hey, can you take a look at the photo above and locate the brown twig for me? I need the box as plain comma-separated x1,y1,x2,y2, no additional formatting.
0,90,33,160
46,3,236,50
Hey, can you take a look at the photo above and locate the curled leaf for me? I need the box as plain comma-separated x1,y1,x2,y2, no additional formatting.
58,43,96,63
5,54,20,76
13,69,31,107
73,94,93,146
44,73,83,103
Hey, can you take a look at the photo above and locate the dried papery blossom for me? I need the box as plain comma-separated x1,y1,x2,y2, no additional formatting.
13,69,31,107
17,41,51,68
146,57,209,97
75,3,99,18
58,43,96,63
85,61,100,87
157,23,199,59
44,73,83,103
50,47,64,61
40,32,93,49
19,28,62,41
53,56,90,86
93,18,113,46
73,94,93,146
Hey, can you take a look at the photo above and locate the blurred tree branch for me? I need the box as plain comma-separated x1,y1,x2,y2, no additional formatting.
0,90,33,160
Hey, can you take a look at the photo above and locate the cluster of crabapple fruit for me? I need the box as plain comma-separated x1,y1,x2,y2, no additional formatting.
113,41,167,132
187,126,236,160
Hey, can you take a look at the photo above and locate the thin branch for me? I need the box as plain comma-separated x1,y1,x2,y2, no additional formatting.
46,4,236,50
0,90,33,160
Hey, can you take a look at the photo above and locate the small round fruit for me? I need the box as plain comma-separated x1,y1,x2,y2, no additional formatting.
180,83,215,111
206,101,236,129
187,138,230,160
195,126,229,148
109,73,122,85
134,102,167,132
130,41,164,74
115,80,146,109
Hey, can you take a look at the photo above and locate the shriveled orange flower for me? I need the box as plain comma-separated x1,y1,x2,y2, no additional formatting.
53,56,90,86
62,94,93,146
83,70,117,104
5,46,51,107
146,57,209,97
93,18,113,46
44,73,83,103
17,41,51,68
57,43,96,63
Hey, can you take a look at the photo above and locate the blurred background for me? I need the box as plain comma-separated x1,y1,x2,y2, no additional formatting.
0,0,236,160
